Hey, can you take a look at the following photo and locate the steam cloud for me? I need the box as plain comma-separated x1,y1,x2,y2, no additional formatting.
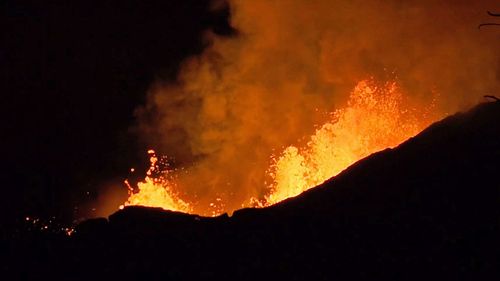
135,0,500,213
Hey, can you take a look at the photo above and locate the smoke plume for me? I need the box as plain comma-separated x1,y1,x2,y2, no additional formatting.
135,0,500,214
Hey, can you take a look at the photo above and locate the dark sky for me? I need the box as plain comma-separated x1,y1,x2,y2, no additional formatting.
3,0,232,224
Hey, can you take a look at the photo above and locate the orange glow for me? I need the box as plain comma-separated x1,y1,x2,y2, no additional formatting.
123,79,438,216
123,150,192,213
119,0,500,217
262,79,436,205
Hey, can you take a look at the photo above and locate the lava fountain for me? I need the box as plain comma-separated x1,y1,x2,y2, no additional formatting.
118,0,498,217
123,78,439,216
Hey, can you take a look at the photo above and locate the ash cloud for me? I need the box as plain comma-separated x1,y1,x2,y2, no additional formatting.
135,0,500,213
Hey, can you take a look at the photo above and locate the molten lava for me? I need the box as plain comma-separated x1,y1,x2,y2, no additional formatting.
123,151,192,213
123,79,439,216
263,79,436,205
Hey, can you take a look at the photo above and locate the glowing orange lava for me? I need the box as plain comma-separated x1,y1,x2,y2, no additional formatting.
123,79,439,216
262,79,436,205
122,150,192,213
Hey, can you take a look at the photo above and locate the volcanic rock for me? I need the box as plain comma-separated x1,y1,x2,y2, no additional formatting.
4,101,500,280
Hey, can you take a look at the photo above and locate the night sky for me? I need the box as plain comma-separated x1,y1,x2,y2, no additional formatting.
3,1,499,226
2,3,500,279
3,1,232,224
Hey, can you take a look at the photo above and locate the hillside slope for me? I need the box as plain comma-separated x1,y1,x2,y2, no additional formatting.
5,101,500,280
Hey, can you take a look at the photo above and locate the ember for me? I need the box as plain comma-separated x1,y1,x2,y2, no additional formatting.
124,79,439,215
119,0,497,216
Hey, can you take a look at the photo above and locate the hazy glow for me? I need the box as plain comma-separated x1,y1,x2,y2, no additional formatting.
124,79,438,215
118,0,498,216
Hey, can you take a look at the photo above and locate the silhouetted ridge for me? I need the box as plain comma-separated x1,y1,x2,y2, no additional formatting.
4,101,500,280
